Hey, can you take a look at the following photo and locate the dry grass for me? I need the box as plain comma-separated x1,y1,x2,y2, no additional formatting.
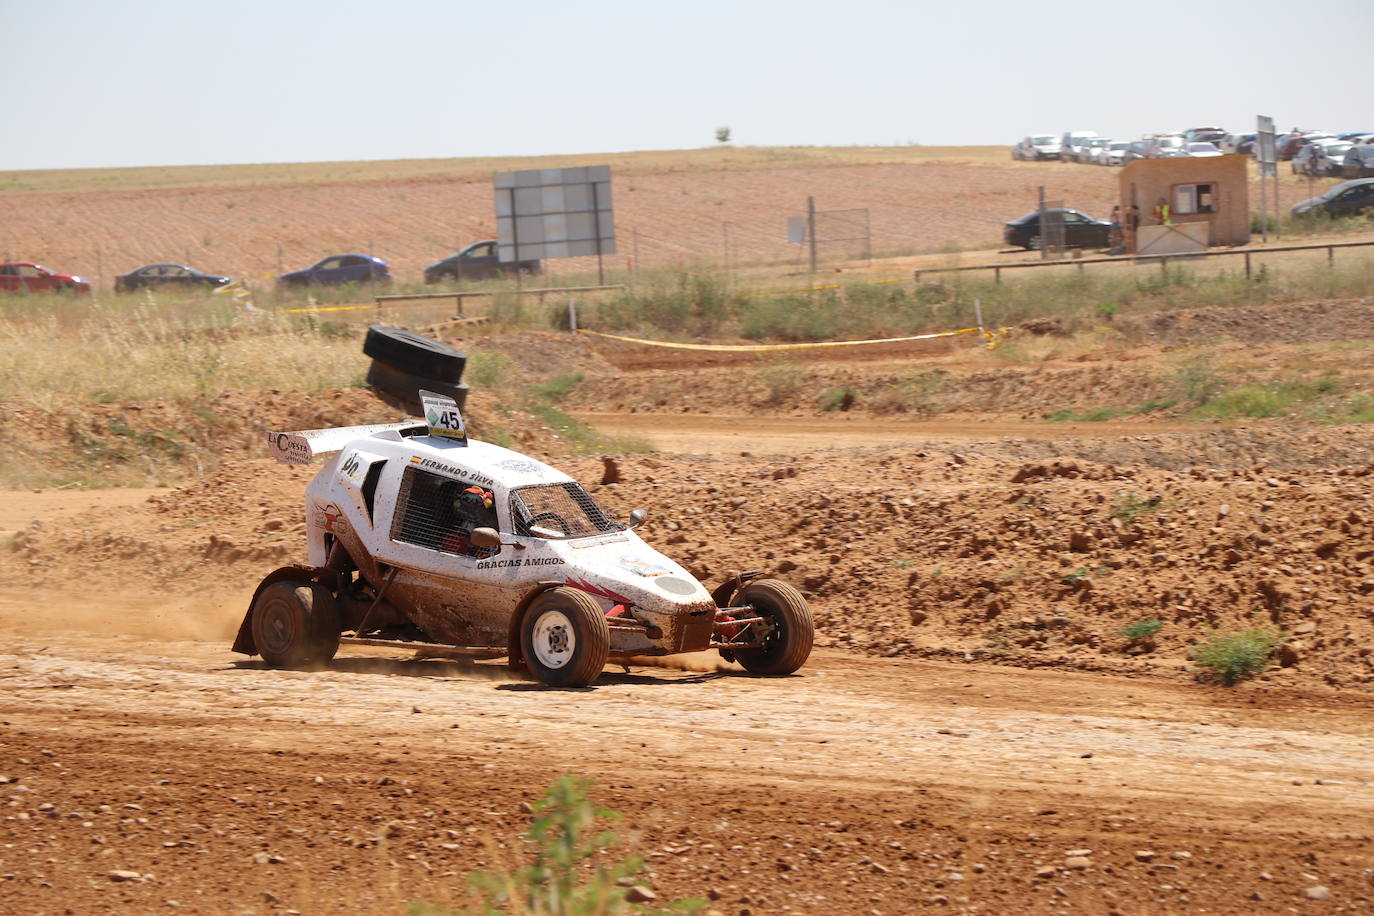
0,145,1010,195
0,292,366,410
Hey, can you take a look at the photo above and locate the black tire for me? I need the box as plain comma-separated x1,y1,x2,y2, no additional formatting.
1027,235,1043,251
250,580,340,668
520,587,610,687
366,360,468,416
363,326,466,382
732,579,813,675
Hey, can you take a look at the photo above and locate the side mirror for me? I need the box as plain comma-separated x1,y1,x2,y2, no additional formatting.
627,509,646,529
470,527,506,548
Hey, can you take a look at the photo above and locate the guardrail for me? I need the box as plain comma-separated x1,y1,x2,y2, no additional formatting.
373,284,625,319
911,239,1374,285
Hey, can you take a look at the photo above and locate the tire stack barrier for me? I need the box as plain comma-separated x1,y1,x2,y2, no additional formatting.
363,326,468,417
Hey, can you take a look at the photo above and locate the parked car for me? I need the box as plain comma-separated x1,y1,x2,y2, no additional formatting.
1144,135,1187,158
1224,133,1257,155
1184,142,1222,158
423,240,541,284
277,254,390,288
1101,141,1131,166
1342,145,1374,179
1003,208,1112,250
0,261,91,294
1015,135,1062,161
1061,131,1098,162
1075,137,1112,163
1291,179,1374,218
1122,139,1151,164
1293,142,1352,176
1181,127,1229,146
115,263,233,293
1279,132,1334,161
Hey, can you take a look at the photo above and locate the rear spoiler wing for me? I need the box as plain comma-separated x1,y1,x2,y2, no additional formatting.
266,422,425,465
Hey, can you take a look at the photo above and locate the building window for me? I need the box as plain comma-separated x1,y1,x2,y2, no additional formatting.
1174,183,1216,216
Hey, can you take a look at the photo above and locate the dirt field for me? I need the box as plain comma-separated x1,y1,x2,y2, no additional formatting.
5,297,1374,913
4,144,1374,913
0,146,1335,288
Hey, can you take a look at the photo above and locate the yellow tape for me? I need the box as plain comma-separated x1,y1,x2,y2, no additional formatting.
574,327,982,352
273,303,376,314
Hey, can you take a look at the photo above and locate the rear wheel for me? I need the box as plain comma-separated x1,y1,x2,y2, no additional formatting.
732,579,813,675
521,588,610,687
250,580,340,668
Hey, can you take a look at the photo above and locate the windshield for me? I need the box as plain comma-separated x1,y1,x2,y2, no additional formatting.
1187,143,1218,153
1087,138,1109,147
1032,136,1055,145
511,482,623,539
1158,137,1183,148
1109,142,1129,150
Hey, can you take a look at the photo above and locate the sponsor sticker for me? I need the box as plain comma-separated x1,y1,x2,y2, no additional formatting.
409,455,494,488
618,555,672,577
475,556,565,570
421,390,466,442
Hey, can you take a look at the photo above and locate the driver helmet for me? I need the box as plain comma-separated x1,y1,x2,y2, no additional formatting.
456,486,494,511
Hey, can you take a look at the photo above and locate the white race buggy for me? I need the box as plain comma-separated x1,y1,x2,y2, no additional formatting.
232,393,813,686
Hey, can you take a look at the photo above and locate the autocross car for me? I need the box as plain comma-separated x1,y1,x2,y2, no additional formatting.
233,392,813,687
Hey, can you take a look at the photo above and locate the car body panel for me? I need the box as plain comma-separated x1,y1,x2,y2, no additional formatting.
0,261,91,293
114,263,232,292
423,240,541,284
294,429,715,656
1291,178,1374,217
278,254,390,287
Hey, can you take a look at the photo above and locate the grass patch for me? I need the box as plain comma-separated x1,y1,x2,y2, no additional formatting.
868,369,947,415
526,404,650,455
1110,492,1163,526
1191,376,1341,420
817,387,858,412
1189,626,1284,685
753,356,803,405
1119,619,1163,642
529,371,586,405
410,775,704,915
466,351,516,390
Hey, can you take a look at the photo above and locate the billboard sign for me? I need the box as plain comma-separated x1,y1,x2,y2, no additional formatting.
1256,114,1277,178
493,166,615,263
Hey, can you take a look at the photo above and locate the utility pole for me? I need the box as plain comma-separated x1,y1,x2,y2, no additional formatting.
807,196,817,273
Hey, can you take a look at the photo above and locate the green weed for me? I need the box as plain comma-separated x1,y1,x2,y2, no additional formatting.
1188,626,1284,685
817,387,858,412
753,356,802,405
525,405,650,455
531,372,585,404
411,775,704,915
1119,619,1163,642
1110,492,1163,525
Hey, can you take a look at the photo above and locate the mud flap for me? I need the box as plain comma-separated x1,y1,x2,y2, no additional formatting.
710,570,763,610
232,565,336,655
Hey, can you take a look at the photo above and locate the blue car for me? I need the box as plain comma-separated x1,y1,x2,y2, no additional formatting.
277,254,390,288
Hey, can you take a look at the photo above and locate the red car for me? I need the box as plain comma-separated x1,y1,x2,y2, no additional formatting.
0,262,92,294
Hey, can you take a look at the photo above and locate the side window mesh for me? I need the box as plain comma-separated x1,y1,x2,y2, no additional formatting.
391,467,497,558
511,483,620,538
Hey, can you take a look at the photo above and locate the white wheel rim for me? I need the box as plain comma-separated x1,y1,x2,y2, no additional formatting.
531,610,574,669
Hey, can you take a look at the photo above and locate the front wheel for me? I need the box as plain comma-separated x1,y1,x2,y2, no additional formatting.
1026,235,1043,251
250,580,340,668
521,588,610,687
732,579,813,675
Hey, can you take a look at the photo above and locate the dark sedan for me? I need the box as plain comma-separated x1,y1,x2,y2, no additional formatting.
1004,209,1113,250
1291,179,1374,218
423,240,540,284
114,263,232,293
1342,146,1374,179
278,254,390,288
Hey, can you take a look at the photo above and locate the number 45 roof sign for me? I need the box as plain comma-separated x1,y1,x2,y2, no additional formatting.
421,389,467,443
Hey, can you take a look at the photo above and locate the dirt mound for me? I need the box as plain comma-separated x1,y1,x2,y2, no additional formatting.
7,441,1373,692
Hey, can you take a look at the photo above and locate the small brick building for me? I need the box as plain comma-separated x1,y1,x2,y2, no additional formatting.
1119,154,1250,250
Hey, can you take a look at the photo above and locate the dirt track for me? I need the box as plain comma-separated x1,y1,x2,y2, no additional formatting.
6,299,1374,912
3,600,1373,915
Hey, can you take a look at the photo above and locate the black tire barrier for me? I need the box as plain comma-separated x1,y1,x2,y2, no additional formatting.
366,359,469,417
362,325,467,382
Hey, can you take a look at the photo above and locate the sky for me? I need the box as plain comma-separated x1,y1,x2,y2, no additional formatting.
3,0,1370,171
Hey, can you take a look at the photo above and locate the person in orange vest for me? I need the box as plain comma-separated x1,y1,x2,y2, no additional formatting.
1152,197,1172,226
